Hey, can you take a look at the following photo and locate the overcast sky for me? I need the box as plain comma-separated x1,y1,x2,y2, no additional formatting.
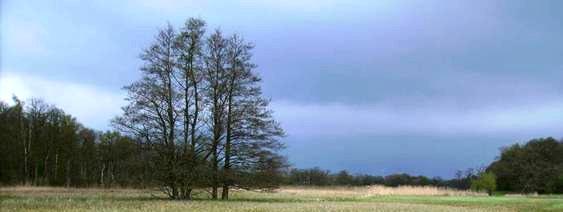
2,0,563,178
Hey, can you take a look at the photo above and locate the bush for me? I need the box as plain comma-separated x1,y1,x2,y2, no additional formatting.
471,172,497,196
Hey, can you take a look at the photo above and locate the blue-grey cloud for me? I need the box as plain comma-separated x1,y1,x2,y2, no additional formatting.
2,0,563,177
0,71,125,130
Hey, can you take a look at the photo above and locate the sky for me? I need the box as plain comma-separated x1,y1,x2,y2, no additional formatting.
2,0,563,178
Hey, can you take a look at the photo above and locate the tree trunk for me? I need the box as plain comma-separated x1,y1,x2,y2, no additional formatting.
22,114,28,185
190,72,199,158
109,163,115,187
222,88,234,200
34,163,38,185
212,186,218,199
212,144,219,199
44,155,49,185
65,160,71,187
211,92,220,200
100,163,105,187
221,185,229,200
23,146,28,184
54,153,59,183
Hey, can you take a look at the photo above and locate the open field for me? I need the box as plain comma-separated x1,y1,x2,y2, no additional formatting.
1,186,562,212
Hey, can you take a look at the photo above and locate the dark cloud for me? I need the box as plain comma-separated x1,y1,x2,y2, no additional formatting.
3,0,563,177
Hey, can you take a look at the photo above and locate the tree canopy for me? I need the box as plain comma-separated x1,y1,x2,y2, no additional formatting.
487,137,563,194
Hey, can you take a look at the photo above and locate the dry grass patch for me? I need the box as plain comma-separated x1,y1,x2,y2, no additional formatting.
365,185,485,196
278,185,485,197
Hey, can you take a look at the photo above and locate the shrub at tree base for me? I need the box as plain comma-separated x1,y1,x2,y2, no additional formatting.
471,172,496,196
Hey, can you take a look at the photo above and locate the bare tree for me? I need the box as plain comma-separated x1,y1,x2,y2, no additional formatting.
174,17,206,199
113,24,183,199
220,34,286,199
202,29,229,199
112,18,286,200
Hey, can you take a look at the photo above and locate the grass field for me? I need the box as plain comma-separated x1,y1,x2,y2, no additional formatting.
1,186,562,211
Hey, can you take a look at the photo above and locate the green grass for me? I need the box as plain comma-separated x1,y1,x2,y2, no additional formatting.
1,186,562,211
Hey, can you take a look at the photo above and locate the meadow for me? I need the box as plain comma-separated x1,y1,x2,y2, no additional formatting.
1,186,562,212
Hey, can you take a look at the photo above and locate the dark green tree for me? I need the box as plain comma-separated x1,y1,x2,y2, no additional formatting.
488,137,563,194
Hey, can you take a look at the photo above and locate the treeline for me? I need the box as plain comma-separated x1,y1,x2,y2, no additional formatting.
0,98,154,187
284,137,563,194
281,167,480,190
0,98,143,187
0,96,283,192
2,95,561,196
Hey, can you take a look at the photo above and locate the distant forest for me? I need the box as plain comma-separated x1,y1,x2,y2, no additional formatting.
1,18,562,198
1,97,562,195
287,136,563,194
